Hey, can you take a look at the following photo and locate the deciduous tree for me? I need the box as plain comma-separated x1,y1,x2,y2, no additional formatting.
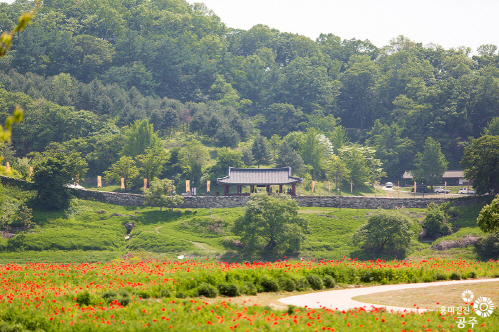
136,147,168,183
32,153,88,210
326,155,350,189
104,156,139,191
477,195,499,235
462,135,499,195
233,192,309,254
210,148,244,180
121,119,161,158
178,139,209,186
423,203,452,238
144,178,183,211
352,209,413,257
275,141,305,176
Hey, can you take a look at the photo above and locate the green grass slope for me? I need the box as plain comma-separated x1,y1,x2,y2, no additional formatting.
0,183,493,263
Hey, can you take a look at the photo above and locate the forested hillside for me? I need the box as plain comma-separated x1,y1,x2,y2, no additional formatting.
1,0,499,185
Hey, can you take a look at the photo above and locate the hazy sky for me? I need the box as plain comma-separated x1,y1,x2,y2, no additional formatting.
2,0,497,52
186,0,498,52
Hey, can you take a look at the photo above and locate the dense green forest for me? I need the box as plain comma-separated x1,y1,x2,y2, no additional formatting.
1,0,499,189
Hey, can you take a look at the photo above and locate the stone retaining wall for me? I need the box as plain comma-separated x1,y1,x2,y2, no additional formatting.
293,195,450,209
73,188,453,209
70,189,493,209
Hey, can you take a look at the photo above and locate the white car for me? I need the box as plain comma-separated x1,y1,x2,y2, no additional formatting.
434,186,450,194
458,188,475,194
385,182,393,188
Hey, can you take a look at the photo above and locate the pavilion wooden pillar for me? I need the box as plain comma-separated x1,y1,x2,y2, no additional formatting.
224,184,229,196
279,185,283,193
292,183,296,196
266,185,270,193
250,185,254,193
236,185,241,194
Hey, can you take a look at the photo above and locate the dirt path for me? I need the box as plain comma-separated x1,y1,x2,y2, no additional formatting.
155,226,162,234
279,278,499,312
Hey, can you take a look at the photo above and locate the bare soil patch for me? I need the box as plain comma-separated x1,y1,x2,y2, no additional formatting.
352,281,499,310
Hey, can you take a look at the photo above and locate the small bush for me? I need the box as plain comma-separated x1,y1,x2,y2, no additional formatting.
118,297,130,306
306,274,324,290
76,291,91,306
0,322,27,332
468,271,477,279
423,203,452,238
137,290,150,299
423,276,435,282
218,283,240,297
242,283,257,295
101,291,117,302
101,290,131,306
295,277,310,291
278,278,296,292
260,278,279,292
287,305,297,315
450,272,461,280
160,289,172,298
475,235,499,260
176,291,187,299
435,273,448,281
197,283,218,298
323,275,335,288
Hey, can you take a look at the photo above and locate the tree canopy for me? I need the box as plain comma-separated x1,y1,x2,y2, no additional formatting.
462,135,499,195
32,152,87,210
143,178,183,211
412,137,448,189
2,0,499,188
232,192,309,255
352,209,413,257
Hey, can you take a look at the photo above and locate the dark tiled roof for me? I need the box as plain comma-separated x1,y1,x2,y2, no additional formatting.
402,170,465,179
217,167,302,185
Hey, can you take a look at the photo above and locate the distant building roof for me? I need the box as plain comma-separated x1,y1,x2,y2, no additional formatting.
217,167,302,185
402,170,465,179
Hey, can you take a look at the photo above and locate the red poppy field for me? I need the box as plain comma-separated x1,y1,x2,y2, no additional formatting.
0,258,498,331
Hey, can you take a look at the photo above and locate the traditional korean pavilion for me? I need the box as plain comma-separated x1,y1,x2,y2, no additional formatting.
216,167,302,196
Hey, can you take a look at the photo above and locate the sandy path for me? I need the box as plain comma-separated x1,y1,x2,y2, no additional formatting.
279,278,499,313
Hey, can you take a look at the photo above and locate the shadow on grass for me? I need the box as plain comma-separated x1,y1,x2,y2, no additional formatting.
135,209,195,225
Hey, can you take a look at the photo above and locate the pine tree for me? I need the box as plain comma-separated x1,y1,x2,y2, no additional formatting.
251,135,271,168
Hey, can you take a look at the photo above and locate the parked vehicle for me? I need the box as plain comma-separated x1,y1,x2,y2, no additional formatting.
434,186,450,194
385,182,393,188
411,185,429,193
458,188,475,194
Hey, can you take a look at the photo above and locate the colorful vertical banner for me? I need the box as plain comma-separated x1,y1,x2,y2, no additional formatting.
97,176,102,188
29,166,33,179
143,178,147,191
5,162,10,173
311,181,315,193
207,180,211,192
328,181,330,192
186,180,190,193
121,178,125,190
445,181,447,194
414,181,417,195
